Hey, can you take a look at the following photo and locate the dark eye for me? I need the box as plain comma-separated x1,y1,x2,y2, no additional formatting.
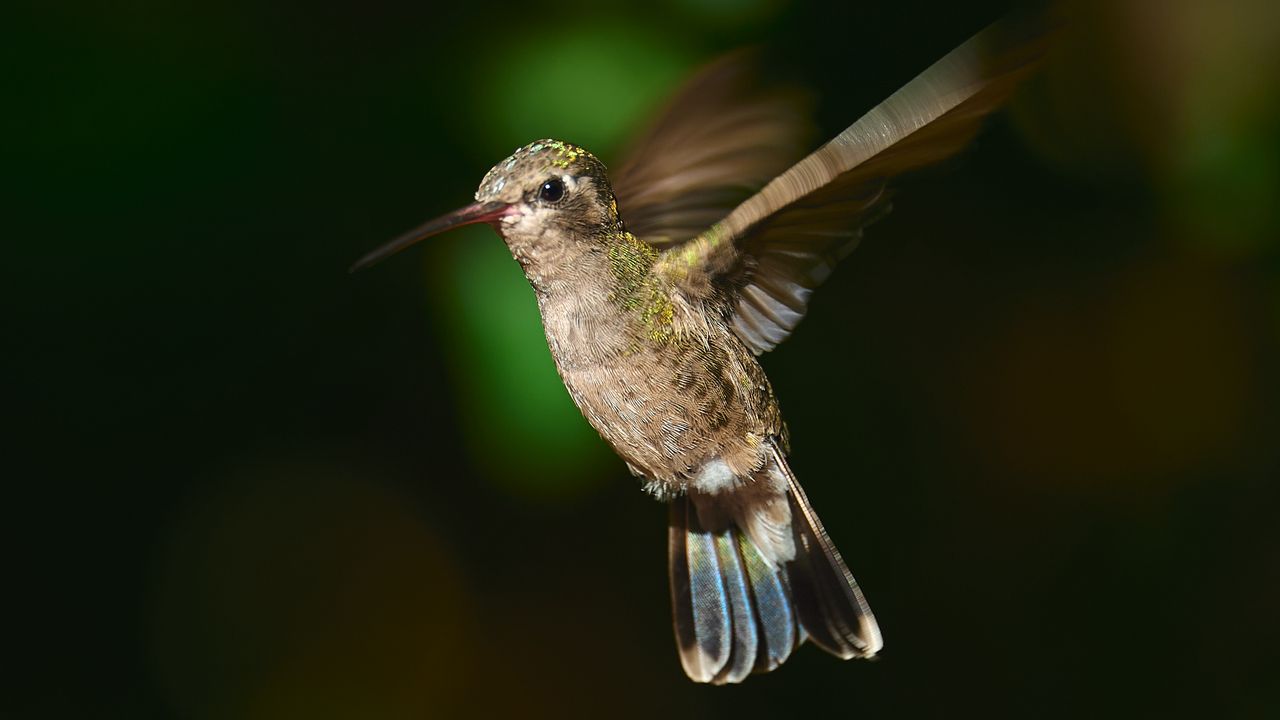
539,178,565,203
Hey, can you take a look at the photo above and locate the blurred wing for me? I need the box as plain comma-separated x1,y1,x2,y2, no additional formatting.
610,50,815,246
728,184,892,353
662,15,1053,354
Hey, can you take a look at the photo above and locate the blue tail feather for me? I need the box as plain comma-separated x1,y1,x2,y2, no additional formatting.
669,495,800,684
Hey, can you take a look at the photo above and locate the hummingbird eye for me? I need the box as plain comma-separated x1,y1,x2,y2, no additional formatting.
538,178,565,204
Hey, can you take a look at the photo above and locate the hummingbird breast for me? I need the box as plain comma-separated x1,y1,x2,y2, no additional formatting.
533,249,783,495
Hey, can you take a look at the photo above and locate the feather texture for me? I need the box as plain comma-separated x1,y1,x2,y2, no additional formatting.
646,15,1052,354
612,50,814,247
712,527,759,683
670,497,731,682
669,443,880,683
774,447,882,658
670,492,804,684
717,18,1048,241
736,529,798,673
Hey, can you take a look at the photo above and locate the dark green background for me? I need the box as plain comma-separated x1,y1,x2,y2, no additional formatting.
8,0,1279,717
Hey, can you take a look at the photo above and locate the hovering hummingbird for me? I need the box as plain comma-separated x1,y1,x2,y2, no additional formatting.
354,18,1046,684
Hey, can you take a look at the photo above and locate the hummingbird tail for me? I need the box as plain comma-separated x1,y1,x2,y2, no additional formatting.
668,448,880,683
669,492,801,684
778,454,883,661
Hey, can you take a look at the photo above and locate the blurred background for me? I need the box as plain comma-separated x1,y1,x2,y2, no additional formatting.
7,0,1280,717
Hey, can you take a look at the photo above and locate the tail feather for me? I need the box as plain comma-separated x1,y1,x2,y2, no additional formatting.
668,448,880,683
669,498,731,682
710,523,758,683
734,529,799,673
782,459,882,659
669,496,800,684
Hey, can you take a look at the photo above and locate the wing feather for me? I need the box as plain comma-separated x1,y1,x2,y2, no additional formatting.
656,15,1053,354
610,50,815,246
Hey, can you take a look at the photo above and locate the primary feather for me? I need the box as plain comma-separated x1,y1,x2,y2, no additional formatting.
612,49,815,247
619,16,1053,354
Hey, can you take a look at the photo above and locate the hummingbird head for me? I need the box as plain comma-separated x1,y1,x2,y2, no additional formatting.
350,139,621,279
474,139,622,278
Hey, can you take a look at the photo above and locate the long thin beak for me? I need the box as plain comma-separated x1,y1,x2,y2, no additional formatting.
349,200,512,273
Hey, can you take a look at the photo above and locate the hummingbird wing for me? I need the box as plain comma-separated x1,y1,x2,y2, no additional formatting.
657,16,1052,354
610,50,815,247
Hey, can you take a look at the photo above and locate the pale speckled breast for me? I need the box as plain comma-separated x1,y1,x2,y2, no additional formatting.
538,288,782,492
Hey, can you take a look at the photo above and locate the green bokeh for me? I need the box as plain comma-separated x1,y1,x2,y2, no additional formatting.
1169,106,1280,256
469,23,692,154
425,228,613,498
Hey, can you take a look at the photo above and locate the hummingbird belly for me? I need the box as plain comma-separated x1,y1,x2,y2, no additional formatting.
553,319,783,494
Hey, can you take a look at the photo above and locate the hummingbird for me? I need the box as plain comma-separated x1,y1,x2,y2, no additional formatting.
354,18,1047,684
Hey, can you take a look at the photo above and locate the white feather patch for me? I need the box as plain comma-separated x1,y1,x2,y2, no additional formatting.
694,458,738,494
